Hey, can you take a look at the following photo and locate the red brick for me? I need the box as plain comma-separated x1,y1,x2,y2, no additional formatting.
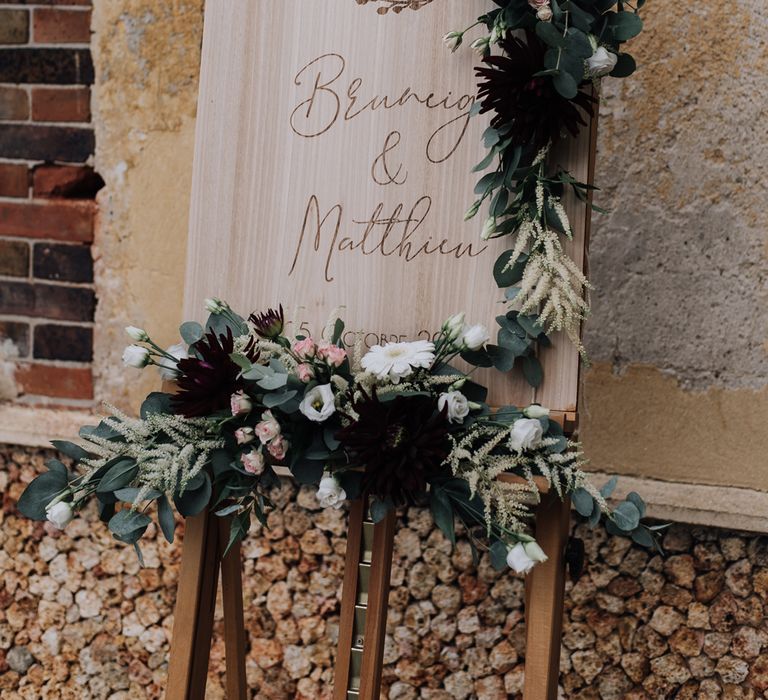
33,8,90,44
0,281,95,321
33,323,92,362
0,164,29,198
0,9,29,44
0,240,30,277
0,86,29,121
15,362,93,400
32,164,102,199
31,87,90,123
0,200,93,241
33,242,92,282
0,124,93,162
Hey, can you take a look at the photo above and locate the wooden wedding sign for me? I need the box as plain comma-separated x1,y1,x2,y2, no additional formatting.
168,0,598,698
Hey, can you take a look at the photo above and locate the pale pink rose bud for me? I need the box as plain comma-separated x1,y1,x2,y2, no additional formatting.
241,449,265,475
292,337,316,359
317,342,347,368
255,410,281,444
267,435,289,461
235,427,255,445
230,390,252,416
297,363,315,383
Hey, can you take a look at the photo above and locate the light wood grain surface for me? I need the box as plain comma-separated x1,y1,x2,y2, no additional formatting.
183,0,593,411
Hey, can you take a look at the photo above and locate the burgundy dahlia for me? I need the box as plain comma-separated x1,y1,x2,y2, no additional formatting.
249,305,284,340
171,327,258,417
337,392,450,504
475,31,594,149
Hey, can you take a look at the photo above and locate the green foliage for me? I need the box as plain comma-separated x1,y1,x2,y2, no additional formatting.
17,468,69,521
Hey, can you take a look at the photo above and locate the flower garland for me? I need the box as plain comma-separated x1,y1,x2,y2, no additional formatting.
446,0,644,360
19,300,661,573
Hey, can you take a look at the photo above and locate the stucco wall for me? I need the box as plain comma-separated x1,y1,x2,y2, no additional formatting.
86,0,767,501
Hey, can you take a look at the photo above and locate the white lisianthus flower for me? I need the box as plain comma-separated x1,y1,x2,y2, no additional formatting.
509,417,544,453
438,391,470,424
470,36,490,56
299,384,336,423
442,31,462,52
316,474,347,510
360,340,435,384
156,342,188,381
587,46,618,77
506,541,548,573
46,501,74,530
481,217,497,240
125,326,148,342
122,344,150,369
523,404,550,419
460,324,490,351
444,312,465,341
204,297,228,314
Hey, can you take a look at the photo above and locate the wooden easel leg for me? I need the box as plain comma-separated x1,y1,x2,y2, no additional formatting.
166,510,221,700
219,518,248,700
333,498,396,700
523,493,571,700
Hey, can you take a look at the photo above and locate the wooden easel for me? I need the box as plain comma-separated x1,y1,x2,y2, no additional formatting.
166,3,602,697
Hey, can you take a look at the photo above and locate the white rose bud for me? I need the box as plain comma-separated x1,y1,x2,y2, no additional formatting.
125,326,148,342
587,46,618,77
536,6,553,21
509,417,544,453
523,404,550,419
438,391,470,425
506,540,548,574
460,324,491,351
316,475,347,510
299,384,336,423
464,201,481,221
122,344,150,369
46,501,74,530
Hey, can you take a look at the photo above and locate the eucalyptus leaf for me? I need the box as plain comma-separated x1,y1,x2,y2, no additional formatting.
263,389,297,408
97,458,138,494
612,500,641,531
370,498,394,523
572,487,594,518
17,470,69,520
157,495,176,543
607,10,643,41
522,355,544,388
140,392,172,419
600,476,618,499
631,526,654,548
108,509,151,544
487,344,516,373
179,321,204,345
489,539,509,571
51,440,89,462
430,488,455,545
626,491,646,518
174,472,211,517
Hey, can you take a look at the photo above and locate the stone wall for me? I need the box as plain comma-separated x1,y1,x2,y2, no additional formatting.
4,446,768,699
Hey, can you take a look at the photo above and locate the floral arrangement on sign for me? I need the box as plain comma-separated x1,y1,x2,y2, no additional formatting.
18,300,661,574
444,0,644,363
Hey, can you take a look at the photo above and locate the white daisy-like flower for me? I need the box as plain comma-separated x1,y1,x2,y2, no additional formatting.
360,340,435,384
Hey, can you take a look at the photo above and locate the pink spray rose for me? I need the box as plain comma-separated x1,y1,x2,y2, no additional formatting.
235,426,255,445
317,342,348,368
241,449,265,475
292,338,316,359
230,390,252,416
255,410,281,444
297,363,315,383
267,435,289,461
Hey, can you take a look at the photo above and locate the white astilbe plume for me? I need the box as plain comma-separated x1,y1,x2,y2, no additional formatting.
447,423,595,535
78,404,224,503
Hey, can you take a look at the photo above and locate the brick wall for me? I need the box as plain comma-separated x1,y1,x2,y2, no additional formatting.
0,0,101,406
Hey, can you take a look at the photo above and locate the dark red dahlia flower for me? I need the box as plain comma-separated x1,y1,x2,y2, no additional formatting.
171,327,258,417
475,31,594,149
249,305,284,340
337,392,450,504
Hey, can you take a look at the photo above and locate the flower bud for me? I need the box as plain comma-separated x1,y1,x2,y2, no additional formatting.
523,404,550,419
442,31,463,53
204,297,228,314
464,201,481,221
470,36,490,56
122,344,150,369
125,326,148,342
481,217,497,240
